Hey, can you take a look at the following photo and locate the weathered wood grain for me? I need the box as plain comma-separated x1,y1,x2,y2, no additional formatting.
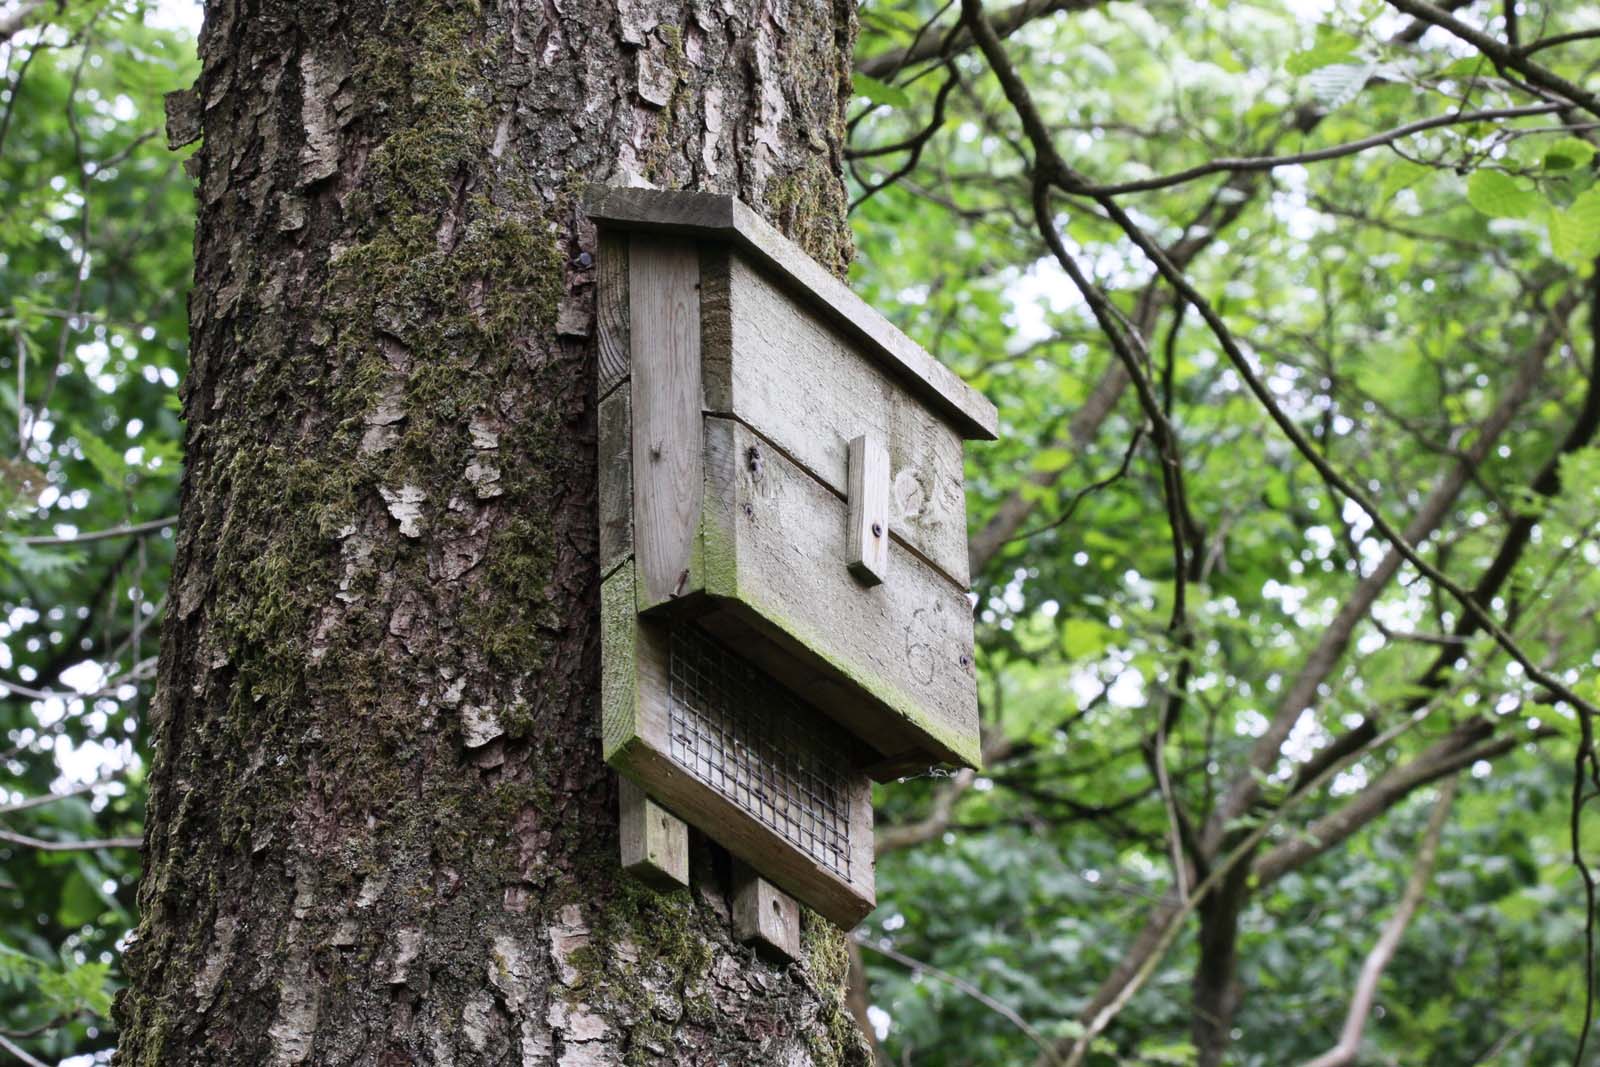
619,775,689,890
629,235,703,611
733,865,801,962
700,416,981,771
585,186,999,441
847,434,890,586
596,230,630,400
598,387,632,579
700,250,971,586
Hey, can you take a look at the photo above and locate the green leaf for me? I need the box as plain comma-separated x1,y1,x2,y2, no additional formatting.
1030,447,1073,473
1543,137,1597,173
1285,31,1359,75
1061,618,1107,659
74,423,130,486
1380,159,1432,202
3,538,83,577
1549,186,1600,263
854,74,911,110
1465,170,1539,219
1304,62,1375,109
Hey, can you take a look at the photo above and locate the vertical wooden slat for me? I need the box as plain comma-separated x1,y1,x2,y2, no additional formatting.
619,776,689,890
596,230,631,399
599,561,639,763
629,235,703,610
846,434,890,586
847,777,876,906
598,387,632,579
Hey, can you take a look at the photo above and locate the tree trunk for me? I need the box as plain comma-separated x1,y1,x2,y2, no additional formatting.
1191,863,1251,1067
115,1,865,1064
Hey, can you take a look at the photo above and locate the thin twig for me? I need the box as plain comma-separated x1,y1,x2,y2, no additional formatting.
1082,104,1563,197
0,826,141,851
1005,428,1144,545
15,515,176,546
0,653,157,703
1380,0,1600,119
1520,28,1600,56
0,1032,50,1067
855,935,1062,1065
0,777,109,815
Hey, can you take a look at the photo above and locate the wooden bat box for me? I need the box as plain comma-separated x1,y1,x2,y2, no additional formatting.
590,188,997,926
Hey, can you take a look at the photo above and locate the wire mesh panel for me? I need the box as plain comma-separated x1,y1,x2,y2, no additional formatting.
667,625,854,880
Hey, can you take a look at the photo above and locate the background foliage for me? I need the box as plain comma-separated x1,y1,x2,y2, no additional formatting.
0,2,191,1062
0,0,1596,1064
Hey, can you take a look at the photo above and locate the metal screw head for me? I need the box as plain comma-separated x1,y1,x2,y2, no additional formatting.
575,251,593,268
871,522,883,538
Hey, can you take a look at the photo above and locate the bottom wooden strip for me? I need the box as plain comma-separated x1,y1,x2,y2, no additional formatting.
619,775,689,890
733,863,801,962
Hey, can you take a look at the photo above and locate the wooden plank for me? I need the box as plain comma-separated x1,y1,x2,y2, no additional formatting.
733,865,801,962
600,560,646,763
847,434,890,586
596,230,630,399
629,235,704,611
584,186,999,441
700,417,981,771
598,387,632,578
701,250,970,587
619,775,689,890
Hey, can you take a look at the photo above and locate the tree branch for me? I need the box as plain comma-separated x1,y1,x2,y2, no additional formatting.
1254,723,1543,886
1071,161,1598,730
1211,284,1580,841
1298,775,1457,1067
856,935,1062,1064
0,1032,50,1067
856,0,1109,79
1521,28,1600,56
14,515,176,546
1379,0,1600,119
1029,688,1462,1066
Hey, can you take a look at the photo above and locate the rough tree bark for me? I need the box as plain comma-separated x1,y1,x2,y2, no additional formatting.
115,1,869,1065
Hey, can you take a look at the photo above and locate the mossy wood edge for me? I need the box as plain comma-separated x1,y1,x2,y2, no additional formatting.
584,185,999,442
